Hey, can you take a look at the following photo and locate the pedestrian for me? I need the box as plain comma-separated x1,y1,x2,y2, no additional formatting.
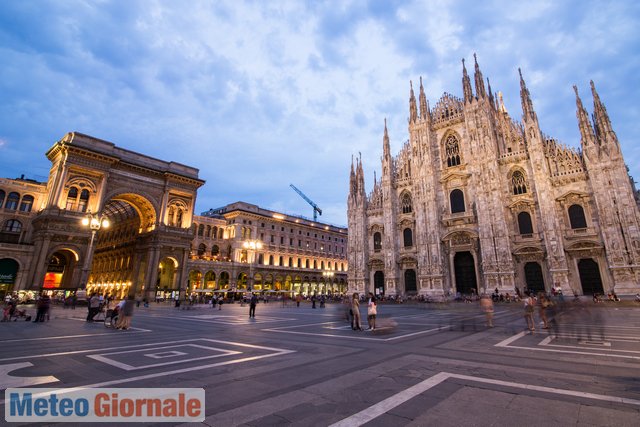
116,295,135,330
538,292,550,329
311,294,317,309
320,294,326,308
479,293,494,327
249,293,258,318
218,295,224,310
296,293,302,307
351,292,362,330
86,293,101,322
523,291,536,333
34,293,50,322
367,292,377,331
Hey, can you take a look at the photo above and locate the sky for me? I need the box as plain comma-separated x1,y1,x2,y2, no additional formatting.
1,0,639,226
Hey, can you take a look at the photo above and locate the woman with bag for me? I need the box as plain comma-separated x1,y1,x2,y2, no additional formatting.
367,292,377,331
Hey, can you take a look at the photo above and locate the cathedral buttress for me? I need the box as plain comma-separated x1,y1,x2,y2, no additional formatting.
520,69,571,293
579,83,640,293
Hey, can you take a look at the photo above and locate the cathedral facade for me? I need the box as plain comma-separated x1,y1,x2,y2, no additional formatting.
347,55,640,298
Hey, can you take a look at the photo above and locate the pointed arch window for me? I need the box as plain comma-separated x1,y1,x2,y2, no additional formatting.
445,134,461,167
401,193,413,214
373,232,382,252
450,189,465,213
568,204,587,229
198,224,205,236
517,211,533,235
512,170,528,195
0,190,5,208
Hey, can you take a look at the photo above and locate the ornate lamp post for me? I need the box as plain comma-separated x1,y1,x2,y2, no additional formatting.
79,212,110,290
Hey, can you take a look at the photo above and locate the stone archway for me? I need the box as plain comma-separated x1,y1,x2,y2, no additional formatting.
28,132,203,300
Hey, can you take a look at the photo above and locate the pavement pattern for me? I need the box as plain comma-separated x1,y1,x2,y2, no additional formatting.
1,299,639,426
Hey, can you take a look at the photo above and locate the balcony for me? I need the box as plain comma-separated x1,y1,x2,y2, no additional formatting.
564,227,598,240
512,232,542,245
441,211,476,227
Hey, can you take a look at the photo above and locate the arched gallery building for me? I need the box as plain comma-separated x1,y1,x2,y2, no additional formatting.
0,132,347,300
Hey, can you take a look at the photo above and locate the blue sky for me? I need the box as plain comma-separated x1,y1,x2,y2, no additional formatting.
1,0,638,226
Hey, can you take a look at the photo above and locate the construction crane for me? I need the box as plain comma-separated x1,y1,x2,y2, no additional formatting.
290,184,322,221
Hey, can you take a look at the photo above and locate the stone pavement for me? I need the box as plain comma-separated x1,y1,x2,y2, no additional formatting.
1,300,639,426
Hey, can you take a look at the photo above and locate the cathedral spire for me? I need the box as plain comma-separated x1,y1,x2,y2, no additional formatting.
487,77,495,109
349,154,356,197
590,80,618,147
383,118,391,159
462,58,473,103
419,76,429,120
409,80,418,123
519,68,537,121
573,85,596,150
473,53,486,99
356,152,365,196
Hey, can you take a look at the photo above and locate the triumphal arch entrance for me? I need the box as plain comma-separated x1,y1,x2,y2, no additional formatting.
28,132,204,300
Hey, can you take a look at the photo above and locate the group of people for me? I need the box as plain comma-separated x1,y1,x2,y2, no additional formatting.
348,292,378,331
86,293,135,330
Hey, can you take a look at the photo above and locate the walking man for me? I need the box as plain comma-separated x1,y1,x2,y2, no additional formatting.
249,293,258,318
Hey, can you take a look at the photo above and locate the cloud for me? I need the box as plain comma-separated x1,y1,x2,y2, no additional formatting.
0,0,639,225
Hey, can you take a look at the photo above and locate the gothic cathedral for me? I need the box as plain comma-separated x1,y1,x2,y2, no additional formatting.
347,55,640,298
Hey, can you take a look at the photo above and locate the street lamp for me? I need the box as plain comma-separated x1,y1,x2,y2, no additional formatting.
79,212,110,290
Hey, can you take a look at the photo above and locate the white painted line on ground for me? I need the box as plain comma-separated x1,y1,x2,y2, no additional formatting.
263,322,446,341
495,331,527,347
67,317,152,331
0,327,150,343
496,331,640,360
0,339,295,398
329,371,640,427
87,344,241,371
0,362,59,388
144,350,187,359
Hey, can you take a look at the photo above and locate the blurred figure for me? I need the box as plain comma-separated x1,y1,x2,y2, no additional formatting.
480,294,494,327
538,292,550,329
523,291,536,333
367,292,377,331
351,293,362,331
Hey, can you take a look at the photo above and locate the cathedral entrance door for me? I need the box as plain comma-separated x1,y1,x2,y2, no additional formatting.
577,258,604,295
524,262,545,294
374,271,385,296
454,251,477,295
404,269,417,294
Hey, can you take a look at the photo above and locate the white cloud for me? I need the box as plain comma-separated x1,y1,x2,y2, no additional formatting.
0,0,639,224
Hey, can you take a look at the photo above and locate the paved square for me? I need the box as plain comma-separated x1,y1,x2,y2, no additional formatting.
88,343,241,370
